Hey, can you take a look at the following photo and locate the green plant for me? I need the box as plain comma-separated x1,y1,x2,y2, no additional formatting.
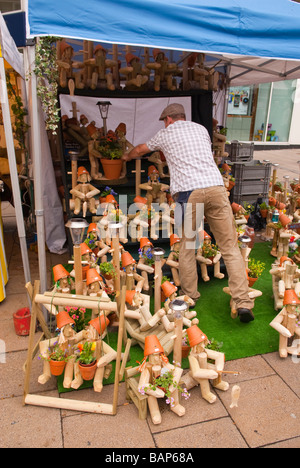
243,202,255,215
97,131,123,160
161,276,170,284
248,258,265,278
99,262,116,278
259,202,269,210
139,247,154,266
34,36,61,134
65,306,86,332
100,186,117,198
139,368,190,407
39,342,72,362
206,337,223,352
76,342,96,365
202,243,218,258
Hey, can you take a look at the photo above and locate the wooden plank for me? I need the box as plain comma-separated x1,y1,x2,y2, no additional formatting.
24,394,114,415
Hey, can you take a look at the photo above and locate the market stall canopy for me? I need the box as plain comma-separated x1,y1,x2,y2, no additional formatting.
0,13,24,78
27,0,300,62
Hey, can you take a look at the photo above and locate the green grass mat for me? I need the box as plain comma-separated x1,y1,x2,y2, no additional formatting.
57,240,279,393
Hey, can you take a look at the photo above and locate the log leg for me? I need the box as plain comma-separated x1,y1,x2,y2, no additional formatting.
147,395,162,425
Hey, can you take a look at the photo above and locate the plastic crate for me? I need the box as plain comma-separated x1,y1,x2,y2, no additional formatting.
230,160,271,205
225,141,254,162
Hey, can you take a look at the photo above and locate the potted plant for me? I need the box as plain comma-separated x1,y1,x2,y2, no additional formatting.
98,131,123,180
39,342,71,376
274,181,283,192
65,306,86,332
259,202,270,218
202,243,219,262
99,186,117,204
181,334,191,358
99,261,116,280
247,258,265,287
139,367,190,407
242,202,254,221
228,175,235,191
76,341,97,381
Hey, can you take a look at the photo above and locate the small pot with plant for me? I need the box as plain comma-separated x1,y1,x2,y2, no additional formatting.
76,341,97,381
98,131,123,180
181,334,191,358
247,258,265,287
99,261,116,280
242,202,254,221
39,342,71,376
259,202,269,218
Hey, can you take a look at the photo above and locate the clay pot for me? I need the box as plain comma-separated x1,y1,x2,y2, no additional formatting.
244,214,250,222
101,159,123,180
187,325,208,348
161,281,177,299
283,289,300,306
228,180,235,191
56,310,75,330
279,213,291,228
144,335,164,357
121,252,136,269
89,316,110,335
182,345,191,358
86,268,102,286
82,264,90,281
248,277,258,287
260,209,268,218
78,361,97,381
49,358,66,376
53,264,70,283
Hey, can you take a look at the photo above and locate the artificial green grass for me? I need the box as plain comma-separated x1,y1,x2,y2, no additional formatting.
57,240,279,393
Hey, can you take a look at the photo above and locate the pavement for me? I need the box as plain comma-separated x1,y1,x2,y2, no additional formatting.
1,148,300,449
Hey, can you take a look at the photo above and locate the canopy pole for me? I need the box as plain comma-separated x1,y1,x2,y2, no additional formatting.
27,44,48,304
0,56,31,287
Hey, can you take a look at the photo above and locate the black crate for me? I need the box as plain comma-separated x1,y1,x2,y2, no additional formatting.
225,140,254,162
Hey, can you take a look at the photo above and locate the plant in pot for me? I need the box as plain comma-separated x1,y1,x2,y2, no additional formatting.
39,342,71,376
97,131,123,180
76,341,97,381
242,202,254,221
181,334,191,358
99,261,116,280
259,202,270,218
99,186,117,203
228,175,235,191
202,243,219,262
247,258,265,287
65,306,86,332
139,367,190,407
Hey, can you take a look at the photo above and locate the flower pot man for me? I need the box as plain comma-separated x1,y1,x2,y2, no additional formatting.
119,52,149,89
129,199,160,242
84,44,117,91
52,264,74,293
139,165,169,205
146,49,177,92
270,289,300,359
121,251,145,292
84,223,111,262
69,166,100,217
181,325,229,404
138,335,186,425
97,194,128,244
124,289,166,334
160,281,198,333
196,230,224,282
270,256,300,309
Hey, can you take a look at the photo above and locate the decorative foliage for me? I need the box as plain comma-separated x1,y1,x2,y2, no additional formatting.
243,202,255,215
202,243,218,259
97,131,123,160
75,341,96,365
99,261,116,278
34,36,61,134
65,306,86,332
39,342,72,362
248,258,265,279
138,246,154,266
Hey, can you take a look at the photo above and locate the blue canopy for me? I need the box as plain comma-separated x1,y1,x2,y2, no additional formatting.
27,0,300,61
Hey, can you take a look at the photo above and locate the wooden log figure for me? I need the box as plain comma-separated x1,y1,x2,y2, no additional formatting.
97,194,128,244
87,123,104,180
69,166,100,217
139,165,169,205
270,289,300,359
181,325,229,404
121,251,145,292
136,237,155,292
129,198,160,241
57,41,85,90
84,44,117,91
137,335,186,425
84,223,111,262
160,281,198,333
196,230,224,282
52,264,74,293
146,49,177,92
270,256,300,310
231,202,247,226
119,53,150,89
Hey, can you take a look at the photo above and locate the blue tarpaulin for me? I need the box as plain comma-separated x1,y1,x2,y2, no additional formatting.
27,0,300,61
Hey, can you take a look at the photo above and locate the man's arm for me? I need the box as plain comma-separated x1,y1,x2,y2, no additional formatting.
122,143,151,161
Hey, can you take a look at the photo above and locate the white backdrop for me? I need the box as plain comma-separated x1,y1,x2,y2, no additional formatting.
59,95,192,145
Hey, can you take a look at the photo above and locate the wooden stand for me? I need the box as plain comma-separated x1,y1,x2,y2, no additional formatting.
23,281,127,415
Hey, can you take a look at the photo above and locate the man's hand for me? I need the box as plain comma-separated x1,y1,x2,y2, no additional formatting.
122,153,131,162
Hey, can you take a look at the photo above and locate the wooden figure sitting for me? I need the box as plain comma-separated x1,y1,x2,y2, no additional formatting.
87,123,104,181
139,165,169,205
136,237,155,292
181,325,229,404
129,199,160,242
52,264,74,293
270,289,300,359
270,256,300,310
115,122,133,180
277,213,299,260
166,234,181,287
231,202,247,226
124,290,166,333
84,223,111,262
160,281,198,333
85,44,117,91
69,166,100,217
57,41,85,90
86,267,112,298
137,335,186,425
121,251,145,292
146,49,177,92
196,230,224,282
119,52,149,89
97,194,128,244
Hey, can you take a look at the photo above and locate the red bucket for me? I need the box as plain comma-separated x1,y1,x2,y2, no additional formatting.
13,308,31,336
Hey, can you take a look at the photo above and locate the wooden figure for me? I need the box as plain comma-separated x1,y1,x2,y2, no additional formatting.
166,234,181,287
136,237,155,292
196,230,224,282
87,122,105,180
270,289,300,359
121,251,145,292
139,165,169,205
146,49,177,92
231,202,247,226
277,213,299,260
129,199,160,242
137,335,186,425
160,281,198,333
69,243,98,294
115,122,133,180
119,52,149,89
57,41,85,90
97,195,128,244
69,166,100,217
270,256,300,310
181,325,229,404
52,264,73,293
147,150,170,179
84,44,117,91
84,223,111,262
86,267,112,297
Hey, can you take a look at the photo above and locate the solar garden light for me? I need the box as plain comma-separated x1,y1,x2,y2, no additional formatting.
238,235,252,269
152,247,165,313
169,299,189,366
96,101,112,136
65,218,89,295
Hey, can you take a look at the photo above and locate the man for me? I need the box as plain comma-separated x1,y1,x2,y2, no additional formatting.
122,103,254,322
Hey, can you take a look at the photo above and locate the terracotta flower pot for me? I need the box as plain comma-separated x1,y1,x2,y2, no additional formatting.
244,214,250,222
248,277,258,287
260,209,268,218
82,264,90,281
187,325,208,348
78,360,97,381
228,180,235,191
182,345,191,358
144,335,164,357
101,159,123,180
49,358,66,376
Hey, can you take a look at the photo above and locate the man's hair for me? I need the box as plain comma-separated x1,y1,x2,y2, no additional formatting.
169,113,186,121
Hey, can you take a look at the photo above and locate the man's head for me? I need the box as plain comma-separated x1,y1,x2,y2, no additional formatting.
159,103,186,125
